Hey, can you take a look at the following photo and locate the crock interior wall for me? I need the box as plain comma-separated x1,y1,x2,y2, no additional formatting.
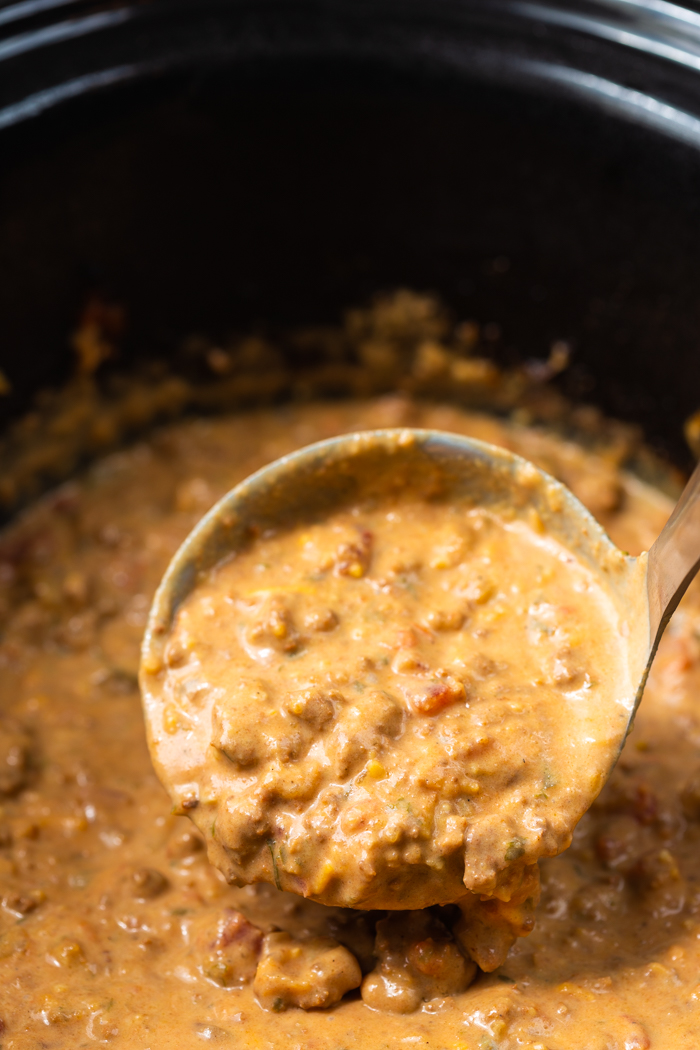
1,57,699,463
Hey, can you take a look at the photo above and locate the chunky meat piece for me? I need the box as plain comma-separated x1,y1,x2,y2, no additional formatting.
254,932,361,1011
627,848,686,917
129,867,169,900
189,909,263,987
302,606,338,632
454,863,540,971
325,691,403,778
571,877,624,923
214,788,271,867
283,687,338,730
244,594,302,655
334,527,373,578
361,912,475,1013
212,686,314,769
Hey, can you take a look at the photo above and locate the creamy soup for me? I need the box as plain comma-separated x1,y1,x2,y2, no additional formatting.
0,397,697,1049
143,476,632,933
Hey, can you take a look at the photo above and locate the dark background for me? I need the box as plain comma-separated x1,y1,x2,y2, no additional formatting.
1,3,699,465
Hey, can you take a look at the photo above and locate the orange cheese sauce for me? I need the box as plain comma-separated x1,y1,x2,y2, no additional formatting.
148,490,630,922
0,397,697,1049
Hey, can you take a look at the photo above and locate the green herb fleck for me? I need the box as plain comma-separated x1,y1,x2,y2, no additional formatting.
267,838,282,891
505,838,526,862
536,765,558,799
397,575,419,597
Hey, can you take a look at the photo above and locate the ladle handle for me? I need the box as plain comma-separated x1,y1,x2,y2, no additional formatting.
647,459,700,648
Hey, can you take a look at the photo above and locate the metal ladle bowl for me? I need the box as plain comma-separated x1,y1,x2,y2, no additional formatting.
140,429,700,908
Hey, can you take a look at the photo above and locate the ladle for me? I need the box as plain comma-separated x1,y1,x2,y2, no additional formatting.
140,429,700,905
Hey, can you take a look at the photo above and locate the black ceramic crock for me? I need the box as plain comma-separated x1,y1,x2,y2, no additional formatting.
1,0,700,483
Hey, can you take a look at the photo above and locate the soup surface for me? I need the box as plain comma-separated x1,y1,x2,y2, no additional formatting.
144,470,632,920
0,397,698,1049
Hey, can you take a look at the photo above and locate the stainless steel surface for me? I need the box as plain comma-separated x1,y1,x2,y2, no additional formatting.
647,457,700,650
7,0,700,145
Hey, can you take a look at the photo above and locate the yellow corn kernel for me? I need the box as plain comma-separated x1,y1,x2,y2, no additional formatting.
55,940,85,967
163,703,180,734
61,813,88,835
346,562,365,578
557,982,595,1001
548,486,564,513
142,652,163,675
312,858,337,894
426,856,445,870
480,604,505,625
517,461,540,488
474,581,495,604
528,507,545,534
366,760,386,779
